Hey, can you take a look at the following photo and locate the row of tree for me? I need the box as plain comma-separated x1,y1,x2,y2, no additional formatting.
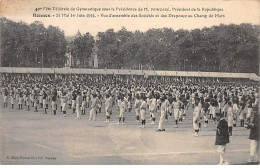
1,17,259,75
96,25,259,75
1,17,67,68
67,31,95,68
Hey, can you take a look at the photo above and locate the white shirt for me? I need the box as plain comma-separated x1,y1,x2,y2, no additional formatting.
193,106,200,119
149,98,157,111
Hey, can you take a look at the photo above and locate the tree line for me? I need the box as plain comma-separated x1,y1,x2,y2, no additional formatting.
1,17,259,75
96,25,259,75
1,17,67,68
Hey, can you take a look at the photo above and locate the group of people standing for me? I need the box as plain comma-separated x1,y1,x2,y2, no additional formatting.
1,73,259,164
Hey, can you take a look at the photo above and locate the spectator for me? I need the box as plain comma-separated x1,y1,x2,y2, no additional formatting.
215,112,230,165
246,105,259,164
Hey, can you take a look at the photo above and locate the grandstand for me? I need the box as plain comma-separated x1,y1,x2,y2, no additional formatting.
1,67,259,82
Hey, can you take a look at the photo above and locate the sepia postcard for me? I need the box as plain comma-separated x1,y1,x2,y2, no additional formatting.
0,0,259,165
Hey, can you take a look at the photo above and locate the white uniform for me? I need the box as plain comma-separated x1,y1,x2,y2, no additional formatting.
117,99,122,110
81,96,86,111
210,99,217,119
119,100,126,118
26,93,31,107
71,98,76,110
33,92,38,108
173,101,180,121
39,90,43,105
90,98,97,120
105,97,113,116
191,93,195,106
127,101,131,111
76,95,82,119
157,99,161,110
23,92,27,105
30,92,34,106
158,101,167,130
10,95,15,105
3,94,8,104
165,99,170,113
193,106,200,130
61,95,67,112
67,91,72,105
51,100,56,110
146,98,151,109
18,96,23,105
254,93,259,106
149,98,157,118
43,98,47,109
134,99,141,117
179,101,184,119
227,107,233,127
247,100,253,120
86,92,90,107
140,100,148,120
233,103,238,113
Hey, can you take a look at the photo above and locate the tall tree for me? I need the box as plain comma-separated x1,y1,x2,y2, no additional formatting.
0,18,67,68
70,33,95,68
46,25,67,67
96,29,118,68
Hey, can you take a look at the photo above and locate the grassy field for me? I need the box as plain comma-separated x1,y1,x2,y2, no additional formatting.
0,98,256,165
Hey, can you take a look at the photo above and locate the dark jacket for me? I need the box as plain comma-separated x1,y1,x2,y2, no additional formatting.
215,118,230,145
249,112,259,141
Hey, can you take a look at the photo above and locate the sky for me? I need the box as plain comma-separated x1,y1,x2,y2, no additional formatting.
1,0,259,36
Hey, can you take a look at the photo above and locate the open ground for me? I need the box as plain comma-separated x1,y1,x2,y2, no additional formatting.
0,98,255,165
